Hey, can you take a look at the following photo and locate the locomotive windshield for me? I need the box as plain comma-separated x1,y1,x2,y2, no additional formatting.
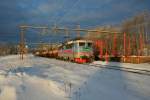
79,42,85,47
79,42,92,48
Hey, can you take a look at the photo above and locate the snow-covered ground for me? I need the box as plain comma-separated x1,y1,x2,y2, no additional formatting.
0,54,150,100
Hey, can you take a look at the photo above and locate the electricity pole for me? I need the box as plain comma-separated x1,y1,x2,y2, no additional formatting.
76,25,80,38
19,27,25,60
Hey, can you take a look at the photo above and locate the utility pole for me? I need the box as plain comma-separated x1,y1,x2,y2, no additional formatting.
123,32,126,56
77,25,80,38
20,27,25,60
112,33,117,57
65,27,69,41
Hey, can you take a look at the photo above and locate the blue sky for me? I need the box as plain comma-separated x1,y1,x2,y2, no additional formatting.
0,0,150,43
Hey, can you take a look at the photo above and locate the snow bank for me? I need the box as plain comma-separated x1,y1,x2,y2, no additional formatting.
0,54,150,100
0,86,16,100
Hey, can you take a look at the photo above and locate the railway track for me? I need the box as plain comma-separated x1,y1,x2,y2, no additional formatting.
84,63,150,76
50,59,150,76
49,58,150,76
30,55,150,76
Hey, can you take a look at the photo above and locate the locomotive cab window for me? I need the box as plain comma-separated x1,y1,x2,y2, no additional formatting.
79,42,85,47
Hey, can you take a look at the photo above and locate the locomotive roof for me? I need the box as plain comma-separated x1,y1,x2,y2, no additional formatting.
62,37,93,45
66,39,93,44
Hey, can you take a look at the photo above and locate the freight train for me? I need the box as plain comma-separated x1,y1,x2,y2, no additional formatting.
34,38,94,63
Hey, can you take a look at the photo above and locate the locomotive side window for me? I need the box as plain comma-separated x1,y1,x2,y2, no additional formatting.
66,43,73,49
87,43,92,47
63,46,66,49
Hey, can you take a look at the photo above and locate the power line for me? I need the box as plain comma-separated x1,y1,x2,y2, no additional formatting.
57,0,81,24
